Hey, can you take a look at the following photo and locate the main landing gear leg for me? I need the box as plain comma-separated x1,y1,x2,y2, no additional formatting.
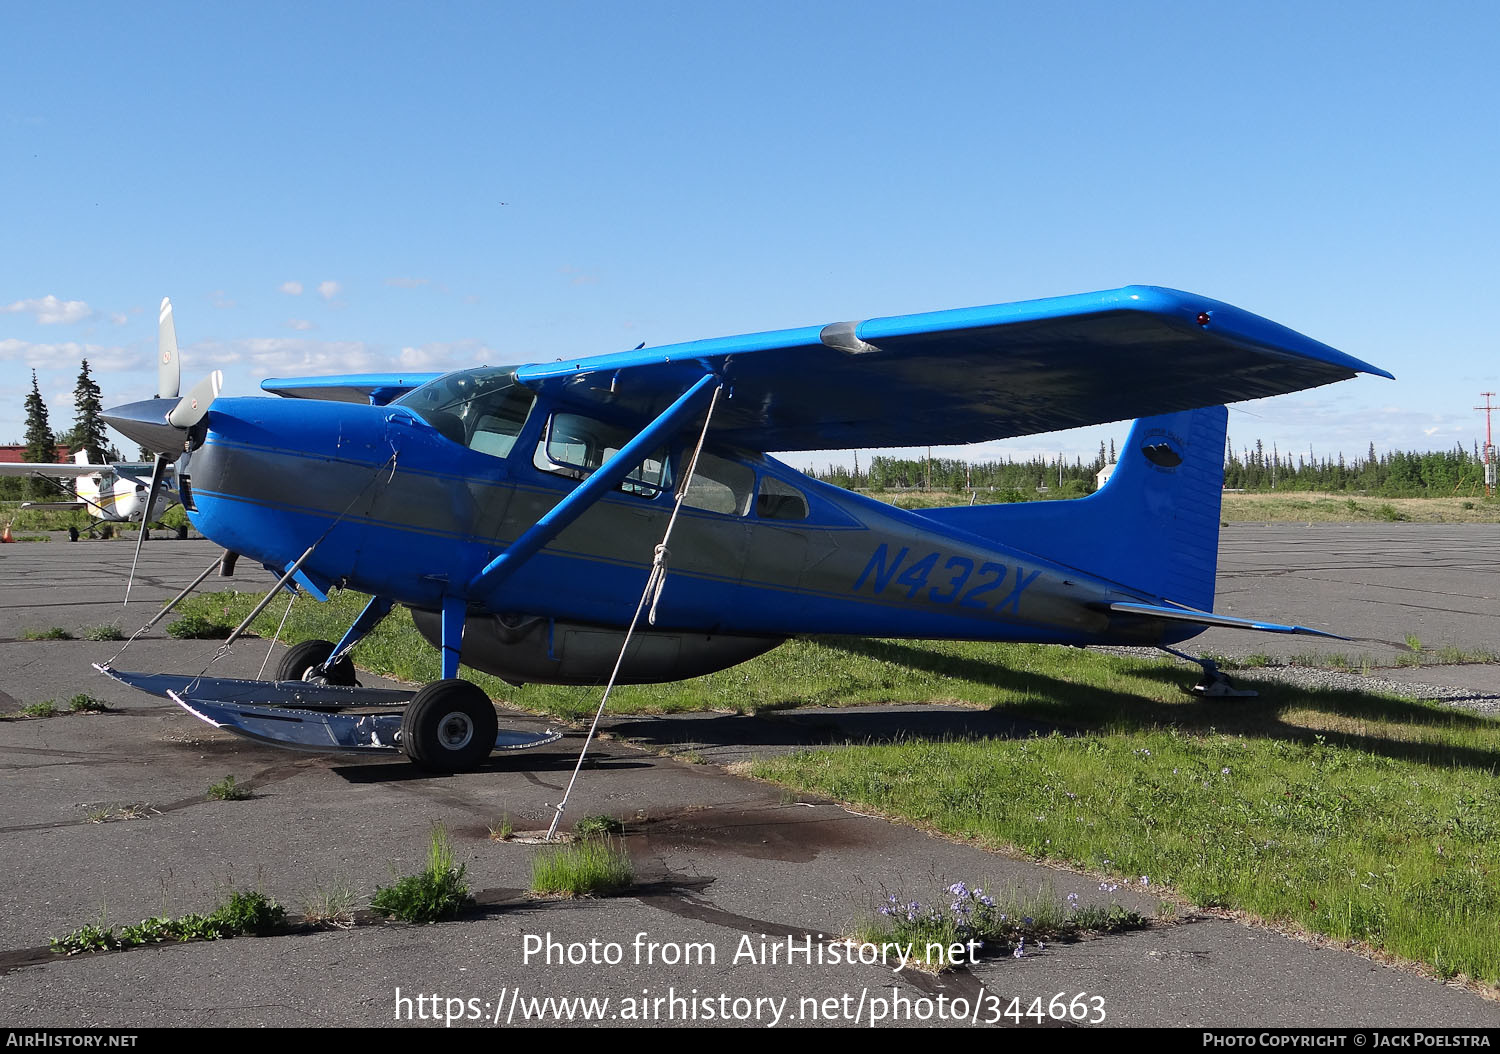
399,596,498,773
1159,646,1258,698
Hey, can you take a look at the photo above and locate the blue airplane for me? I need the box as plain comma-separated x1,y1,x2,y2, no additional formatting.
101,287,1391,772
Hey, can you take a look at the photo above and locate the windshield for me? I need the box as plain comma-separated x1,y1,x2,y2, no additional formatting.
394,367,536,457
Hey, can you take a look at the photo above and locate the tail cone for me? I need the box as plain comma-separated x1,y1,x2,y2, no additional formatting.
1,522,12,543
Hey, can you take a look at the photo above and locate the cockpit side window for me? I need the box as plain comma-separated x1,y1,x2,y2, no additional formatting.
533,413,669,498
394,368,535,460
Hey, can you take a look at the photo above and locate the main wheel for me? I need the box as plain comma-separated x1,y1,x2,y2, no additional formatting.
275,639,356,686
400,680,498,772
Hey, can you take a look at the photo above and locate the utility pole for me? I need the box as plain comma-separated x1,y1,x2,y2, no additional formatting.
1478,392,1497,497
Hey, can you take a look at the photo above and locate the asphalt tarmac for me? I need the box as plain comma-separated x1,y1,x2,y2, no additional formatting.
0,527,1496,1028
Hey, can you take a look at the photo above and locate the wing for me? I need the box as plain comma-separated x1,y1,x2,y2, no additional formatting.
0,463,107,478
514,286,1392,450
260,373,443,406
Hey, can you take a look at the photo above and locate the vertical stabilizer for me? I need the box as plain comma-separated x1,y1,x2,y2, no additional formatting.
917,405,1229,610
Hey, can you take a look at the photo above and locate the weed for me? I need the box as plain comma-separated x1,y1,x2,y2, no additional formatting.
371,825,472,923
81,624,126,642
676,749,707,764
166,615,233,640
301,880,358,929
51,889,285,954
207,775,252,801
82,802,156,823
68,694,110,713
530,837,634,898
19,701,58,718
488,815,515,841
21,627,72,641
211,889,286,935
1378,503,1410,522
50,922,118,956
1406,634,1424,654
855,881,1145,968
573,814,625,837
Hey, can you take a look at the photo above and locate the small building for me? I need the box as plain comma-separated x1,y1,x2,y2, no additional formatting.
0,444,72,464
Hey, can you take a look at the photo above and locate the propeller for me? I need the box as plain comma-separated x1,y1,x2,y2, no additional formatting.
157,297,180,400
105,296,223,606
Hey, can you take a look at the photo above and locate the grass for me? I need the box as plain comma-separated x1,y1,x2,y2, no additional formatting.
1219,492,1500,524
755,718,1500,986
81,624,126,642
21,626,73,641
530,837,634,898
573,814,625,837
82,802,155,823
50,890,285,955
17,701,59,719
67,694,111,713
167,586,1500,985
206,775,252,801
488,815,515,841
166,614,234,639
371,825,472,923
301,880,358,929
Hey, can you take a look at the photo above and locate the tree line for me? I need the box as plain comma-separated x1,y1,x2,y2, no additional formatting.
1,362,119,500
809,435,1494,500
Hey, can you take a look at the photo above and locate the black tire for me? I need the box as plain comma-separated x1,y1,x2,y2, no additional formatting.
275,639,356,686
400,680,498,772
176,524,188,540
68,527,79,542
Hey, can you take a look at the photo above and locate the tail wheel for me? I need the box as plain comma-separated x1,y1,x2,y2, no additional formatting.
401,680,498,772
275,639,357,686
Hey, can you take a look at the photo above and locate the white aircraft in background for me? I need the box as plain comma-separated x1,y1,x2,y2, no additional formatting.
0,450,179,538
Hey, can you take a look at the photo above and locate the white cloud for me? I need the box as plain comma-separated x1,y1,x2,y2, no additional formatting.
0,338,144,372
398,340,489,371
317,280,341,301
187,337,383,373
1,295,93,325
384,277,430,289
286,319,315,331
108,313,128,325
279,281,303,296
210,290,236,309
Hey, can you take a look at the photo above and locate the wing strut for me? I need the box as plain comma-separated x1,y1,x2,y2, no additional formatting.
465,372,722,605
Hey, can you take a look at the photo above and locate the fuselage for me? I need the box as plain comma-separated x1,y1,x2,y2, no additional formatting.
180,377,1186,681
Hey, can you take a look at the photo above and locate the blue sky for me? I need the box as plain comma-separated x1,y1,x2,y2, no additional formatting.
3,1,1496,470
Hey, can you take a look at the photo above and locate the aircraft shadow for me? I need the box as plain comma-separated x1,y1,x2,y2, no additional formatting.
768,638,1500,776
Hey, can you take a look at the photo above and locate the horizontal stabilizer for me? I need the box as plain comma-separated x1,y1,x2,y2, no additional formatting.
1105,602,1348,639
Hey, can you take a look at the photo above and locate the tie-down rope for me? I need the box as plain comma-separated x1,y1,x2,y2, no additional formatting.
546,383,723,840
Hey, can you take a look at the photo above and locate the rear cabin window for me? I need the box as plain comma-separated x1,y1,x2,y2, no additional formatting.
680,453,754,515
755,475,809,521
533,413,668,498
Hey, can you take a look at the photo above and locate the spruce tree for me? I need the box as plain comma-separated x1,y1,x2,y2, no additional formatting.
67,360,109,465
23,371,57,463
22,371,58,501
